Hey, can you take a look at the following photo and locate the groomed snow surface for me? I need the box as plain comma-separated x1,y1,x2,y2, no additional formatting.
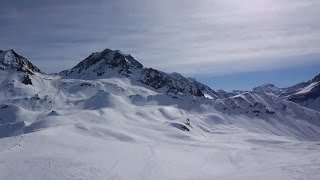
1,72,320,180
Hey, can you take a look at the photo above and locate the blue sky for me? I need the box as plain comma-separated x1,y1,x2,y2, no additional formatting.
194,64,320,91
1,0,320,91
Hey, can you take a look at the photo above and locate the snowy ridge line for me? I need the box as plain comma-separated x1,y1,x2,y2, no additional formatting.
0,48,319,141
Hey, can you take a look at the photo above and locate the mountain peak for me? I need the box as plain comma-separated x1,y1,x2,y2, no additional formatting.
253,83,280,93
61,48,219,98
261,83,278,88
0,49,18,64
62,48,143,77
312,73,320,83
0,49,41,75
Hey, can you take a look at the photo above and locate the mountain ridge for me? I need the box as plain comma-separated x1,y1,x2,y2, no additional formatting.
1,48,319,111
1,48,320,179
252,73,320,111
59,48,219,99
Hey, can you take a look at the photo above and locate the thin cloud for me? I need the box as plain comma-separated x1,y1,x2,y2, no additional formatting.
0,0,319,74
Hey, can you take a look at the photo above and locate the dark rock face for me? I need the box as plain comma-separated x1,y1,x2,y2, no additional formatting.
171,122,190,131
140,68,171,89
0,105,8,109
22,75,33,85
187,77,218,99
140,70,206,97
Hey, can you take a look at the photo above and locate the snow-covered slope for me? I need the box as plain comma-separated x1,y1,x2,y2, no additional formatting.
0,49,320,180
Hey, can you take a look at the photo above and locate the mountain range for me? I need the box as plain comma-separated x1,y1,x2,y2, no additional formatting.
0,48,319,180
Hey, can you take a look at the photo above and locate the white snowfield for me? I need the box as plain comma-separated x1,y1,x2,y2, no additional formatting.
0,49,320,180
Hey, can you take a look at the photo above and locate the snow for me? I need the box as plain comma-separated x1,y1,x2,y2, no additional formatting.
204,93,215,99
295,82,318,95
0,49,320,179
1,121,320,180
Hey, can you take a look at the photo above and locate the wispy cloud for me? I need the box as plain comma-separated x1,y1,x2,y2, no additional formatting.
0,0,319,74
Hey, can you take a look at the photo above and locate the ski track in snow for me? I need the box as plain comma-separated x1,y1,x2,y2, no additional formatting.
136,143,155,180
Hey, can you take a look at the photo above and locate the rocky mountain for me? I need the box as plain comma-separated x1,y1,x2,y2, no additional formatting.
0,49,41,75
0,49,43,87
186,77,219,99
60,49,143,78
60,48,218,99
285,74,320,111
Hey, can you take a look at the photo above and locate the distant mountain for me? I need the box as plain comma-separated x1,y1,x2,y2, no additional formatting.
253,84,283,95
252,74,320,111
